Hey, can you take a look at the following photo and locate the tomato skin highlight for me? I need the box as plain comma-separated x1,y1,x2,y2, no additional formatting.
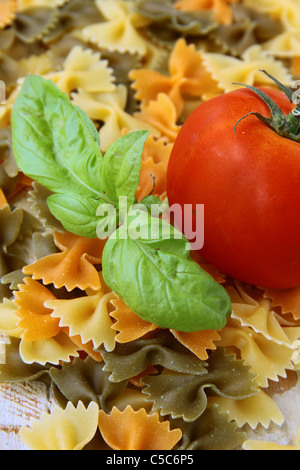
167,87,300,289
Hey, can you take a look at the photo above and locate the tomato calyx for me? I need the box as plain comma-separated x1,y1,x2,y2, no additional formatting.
233,69,300,142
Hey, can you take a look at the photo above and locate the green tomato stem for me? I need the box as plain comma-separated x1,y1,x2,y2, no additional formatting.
233,70,300,143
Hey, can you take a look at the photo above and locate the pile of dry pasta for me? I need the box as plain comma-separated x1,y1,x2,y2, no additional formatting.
0,0,300,451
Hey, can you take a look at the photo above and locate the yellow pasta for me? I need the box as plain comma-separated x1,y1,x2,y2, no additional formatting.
45,46,116,96
20,401,99,450
202,44,292,92
82,0,150,56
1,291,100,365
72,85,160,151
0,298,24,338
228,282,300,348
19,330,80,366
244,0,300,30
209,389,284,429
218,320,296,387
47,288,117,352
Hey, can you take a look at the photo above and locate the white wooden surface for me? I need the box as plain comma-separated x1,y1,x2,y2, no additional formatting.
0,382,49,450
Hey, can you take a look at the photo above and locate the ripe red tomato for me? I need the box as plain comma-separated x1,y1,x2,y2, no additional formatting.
167,86,300,289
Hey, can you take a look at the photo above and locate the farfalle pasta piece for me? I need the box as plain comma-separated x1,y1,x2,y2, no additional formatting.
0,297,24,338
13,277,60,342
261,30,300,59
141,348,258,422
49,356,128,412
28,182,66,233
4,206,45,272
18,52,53,76
218,320,296,387
244,0,300,30
0,336,49,383
243,0,300,57
46,46,116,97
142,134,172,168
0,203,23,252
135,93,180,142
72,86,160,152
46,286,117,351
0,83,21,129
171,405,246,450
130,38,221,118
202,44,292,92
136,157,167,202
3,293,75,369
63,329,103,363
19,329,79,365
210,3,284,57
264,287,300,321
110,296,158,343
82,0,150,56
134,0,217,41
13,7,60,44
98,405,182,450
2,231,57,297
209,389,284,429
0,203,25,298
0,25,15,53
0,53,26,95
23,231,106,292
228,282,299,348
0,0,17,29
42,0,105,45
135,134,173,201
99,331,208,383
174,0,240,25
0,189,7,209
20,401,99,450
170,329,221,360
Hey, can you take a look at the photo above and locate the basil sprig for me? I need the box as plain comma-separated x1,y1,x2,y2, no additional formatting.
11,75,231,332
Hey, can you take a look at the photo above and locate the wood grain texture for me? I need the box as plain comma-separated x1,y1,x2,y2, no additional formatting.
0,382,49,450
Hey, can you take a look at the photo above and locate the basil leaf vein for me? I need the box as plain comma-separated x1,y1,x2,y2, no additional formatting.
102,215,231,332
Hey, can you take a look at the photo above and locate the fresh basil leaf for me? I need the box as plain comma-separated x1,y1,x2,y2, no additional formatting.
102,213,232,332
47,193,104,239
74,105,100,146
11,75,103,199
100,130,149,205
125,208,186,254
